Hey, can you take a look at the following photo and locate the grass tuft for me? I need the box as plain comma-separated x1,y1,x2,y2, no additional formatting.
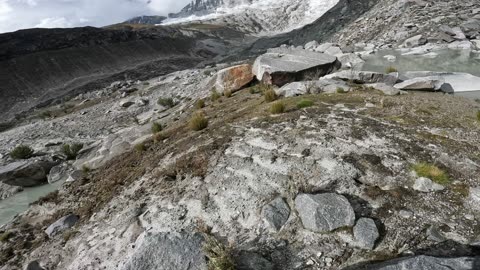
297,99,314,109
476,110,480,122
224,89,232,98
151,122,163,134
196,99,206,109
135,142,147,152
189,112,209,131
270,101,286,114
413,162,450,185
0,231,13,242
336,87,346,94
211,89,221,102
157,97,176,108
62,143,84,160
385,66,398,73
10,145,34,159
263,86,277,102
203,234,235,270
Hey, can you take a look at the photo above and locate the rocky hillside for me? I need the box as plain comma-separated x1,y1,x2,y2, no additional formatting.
0,24,245,123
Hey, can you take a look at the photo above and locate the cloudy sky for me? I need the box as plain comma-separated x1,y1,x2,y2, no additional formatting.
0,0,191,33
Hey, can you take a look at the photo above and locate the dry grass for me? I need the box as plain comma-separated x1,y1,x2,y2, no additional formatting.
270,101,286,114
211,89,221,102
413,162,450,185
476,110,480,122
157,97,176,108
336,87,346,94
189,112,209,131
135,143,147,152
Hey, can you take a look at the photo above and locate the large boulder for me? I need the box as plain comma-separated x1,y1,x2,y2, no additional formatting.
214,64,254,93
261,197,290,231
324,70,399,86
45,214,79,238
121,232,207,270
401,71,480,93
360,255,479,270
0,159,58,187
295,193,355,233
336,53,365,69
394,76,445,91
47,163,74,184
253,48,341,87
236,251,273,270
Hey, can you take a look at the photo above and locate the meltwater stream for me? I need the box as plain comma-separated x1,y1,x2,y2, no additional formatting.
0,181,62,226
362,49,480,99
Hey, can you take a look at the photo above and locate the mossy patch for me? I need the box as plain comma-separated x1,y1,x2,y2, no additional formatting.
413,162,450,185
296,99,314,109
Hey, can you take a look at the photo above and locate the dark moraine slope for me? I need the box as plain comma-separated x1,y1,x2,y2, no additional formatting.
0,25,240,121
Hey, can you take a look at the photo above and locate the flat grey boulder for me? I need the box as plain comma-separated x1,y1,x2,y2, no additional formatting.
261,197,290,231
413,177,445,193
367,83,402,96
361,255,478,270
403,34,427,47
236,251,273,270
121,232,207,270
353,218,379,250
253,48,340,87
295,193,355,233
45,214,79,238
0,159,58,187
401,72,480,93
394,76,445,91
336,53,365,69
324,70,399,86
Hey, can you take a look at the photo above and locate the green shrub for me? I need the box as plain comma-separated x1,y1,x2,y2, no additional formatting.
224,89,232,98
336,87,346,94
0,231,13,242
62,143,84,160
10,145,34,159
297,99,314,109
189,112,209,131
385,66,398,73
151,122,163,134
203,234,235,270
157,97,176,108
135,143,147,152
196,99,206,109
211,89,221,102
82,165,91,173
413,162,450,185
270,101,286,114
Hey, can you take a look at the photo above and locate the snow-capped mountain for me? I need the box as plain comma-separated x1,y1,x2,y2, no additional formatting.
164,0,340,35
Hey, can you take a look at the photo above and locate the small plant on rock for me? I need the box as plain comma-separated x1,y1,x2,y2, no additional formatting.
151,122,163,134
385,66,398,73
336,87,346,94
270,101,286,114
62,143,84,160
10,145,34,159
203,233,235,270
413,162,450,185
297,99,314,109
189,112,209,131
157,97,176,108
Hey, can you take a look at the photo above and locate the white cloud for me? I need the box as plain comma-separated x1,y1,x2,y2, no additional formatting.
0,0,192,33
